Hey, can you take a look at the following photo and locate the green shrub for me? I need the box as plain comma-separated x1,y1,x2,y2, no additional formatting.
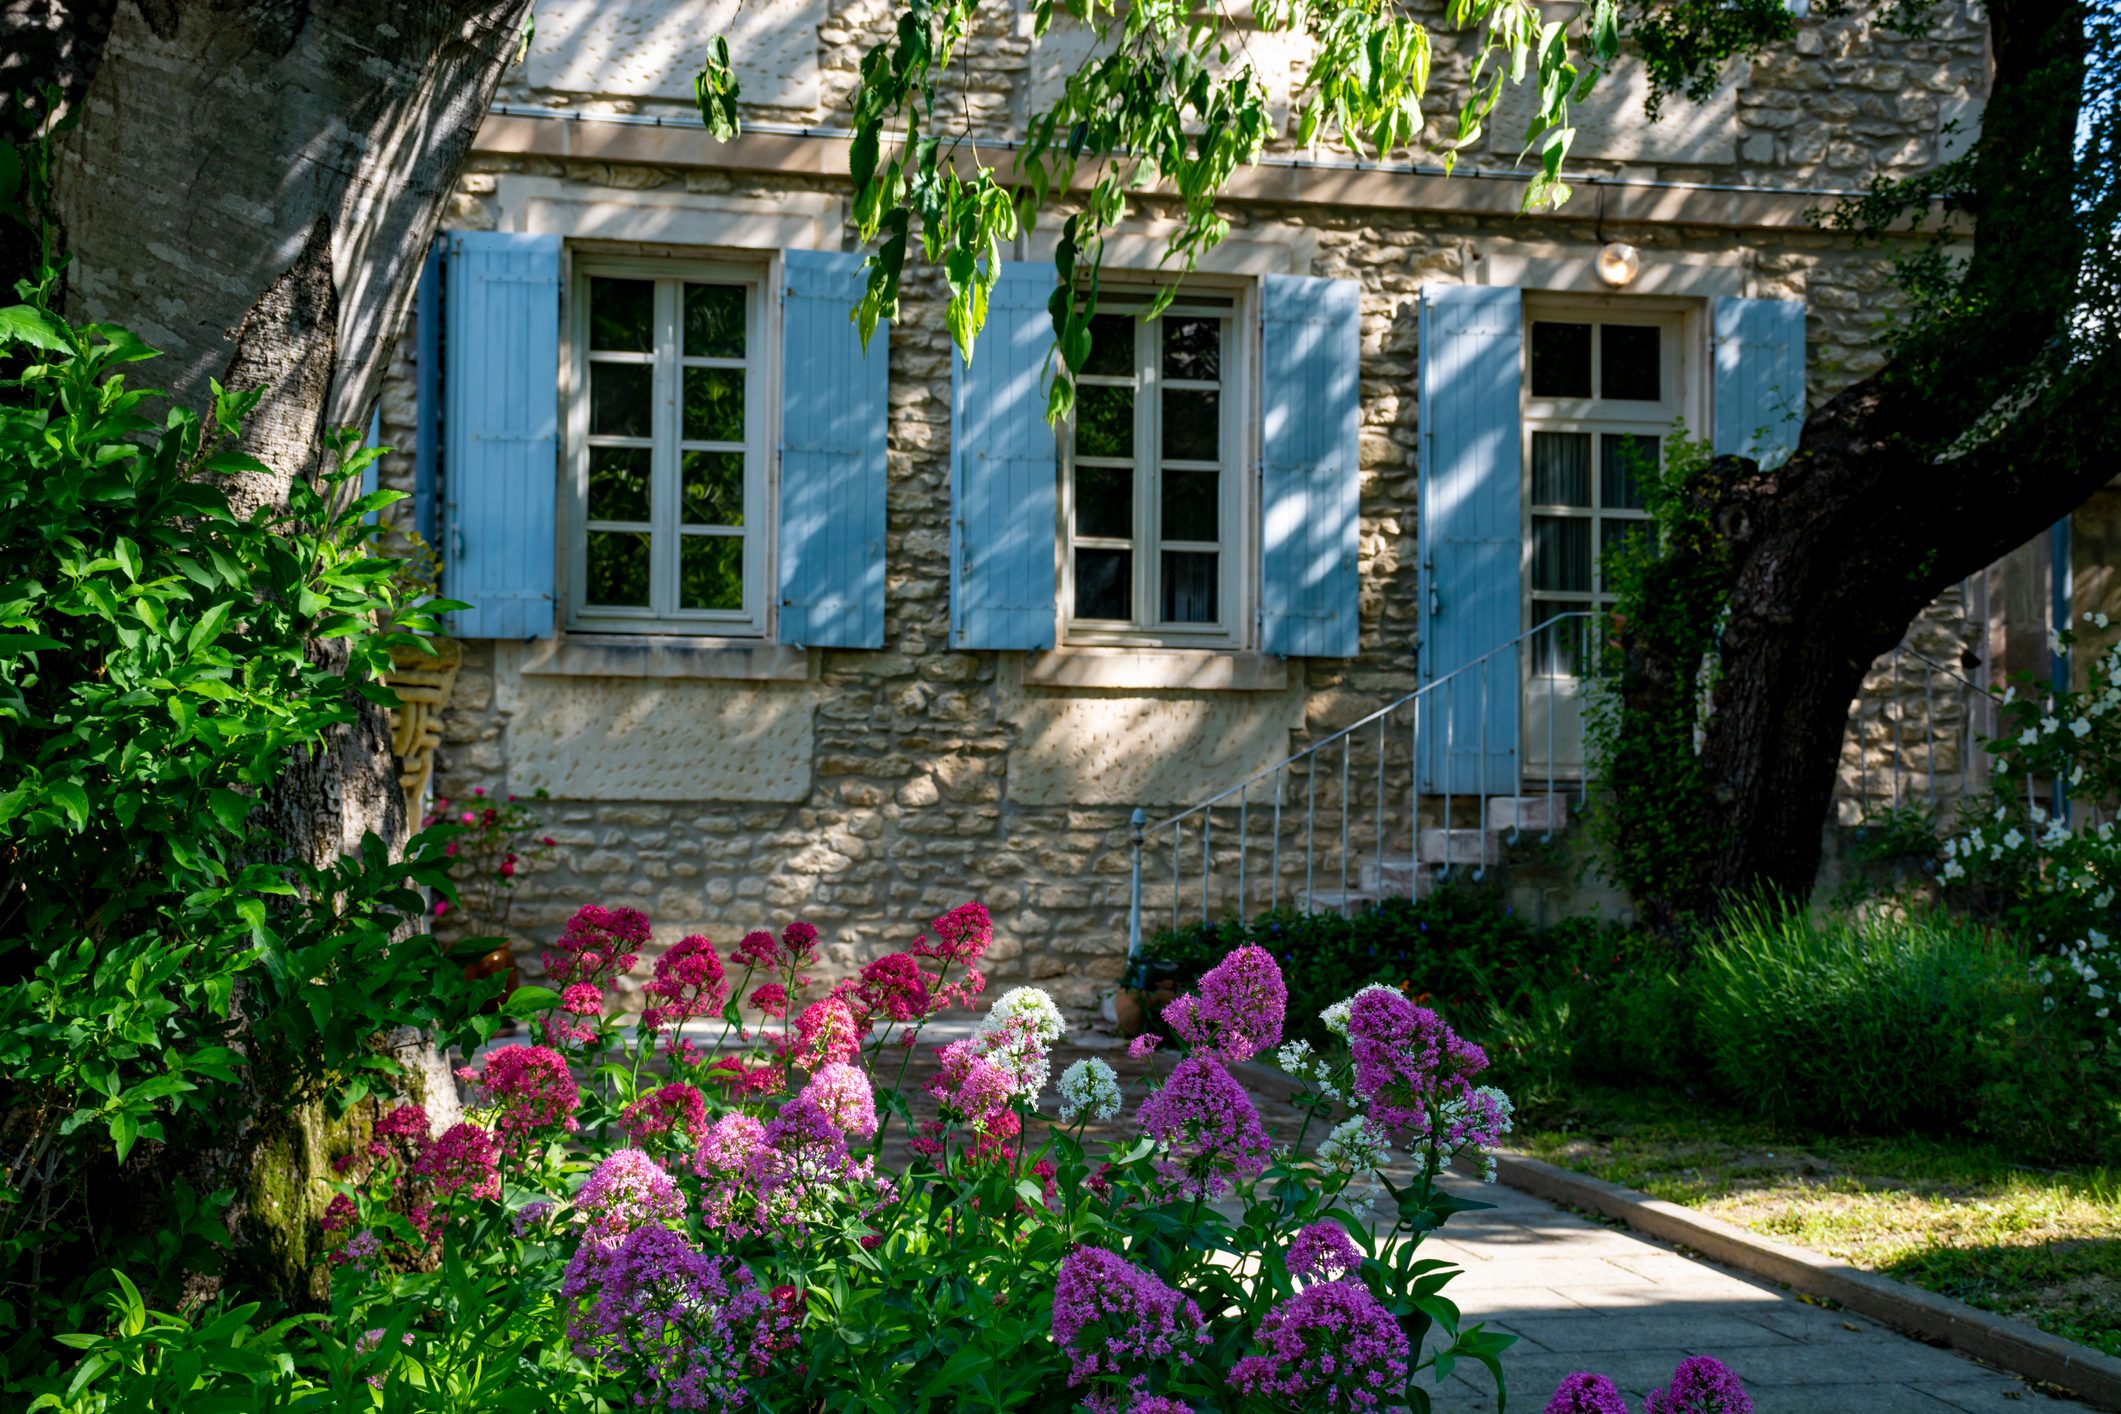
1573,955,1699,1090
1137,884,1622,1046
1696,900,2032,1134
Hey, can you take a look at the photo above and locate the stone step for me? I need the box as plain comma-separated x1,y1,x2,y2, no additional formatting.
1418,826,1504,865
1359,859,1442,898
1486,793,1570,834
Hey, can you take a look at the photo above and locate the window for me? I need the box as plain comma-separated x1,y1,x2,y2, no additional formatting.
568,262,767,635
1521,300,1688,776
1522,305,1684,666
1062,292,1244,646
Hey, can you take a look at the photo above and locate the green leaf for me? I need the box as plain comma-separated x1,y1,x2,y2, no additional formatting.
0,304,67,351
46,780,89,829
206,788,252,835
501,985,560,1017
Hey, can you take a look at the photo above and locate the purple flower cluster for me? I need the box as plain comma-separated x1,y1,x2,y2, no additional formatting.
1285,1220,1364,1283
799,1061,879,1140
1346,986,1489,1137
563,1224,795,1411
1136,1057,1272,1199
1051,1246,1208,1389
1160,944,1287,1063
1547,1372,1632,1414
1229,1278,1410,1410
1647,1357,1754,1414
691,1099,878,1241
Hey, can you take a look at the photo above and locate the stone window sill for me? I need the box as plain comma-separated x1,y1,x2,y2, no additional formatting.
518,634,811,682
1022,646,1289,692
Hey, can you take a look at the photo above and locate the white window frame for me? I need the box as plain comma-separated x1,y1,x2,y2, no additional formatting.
1059,282,1254,650
563,255,772,638
1520,295,1701,780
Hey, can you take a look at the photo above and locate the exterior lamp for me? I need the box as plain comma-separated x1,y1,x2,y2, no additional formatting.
1597,241,1641,288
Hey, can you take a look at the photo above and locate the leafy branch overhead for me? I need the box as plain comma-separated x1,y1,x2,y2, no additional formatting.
698,0,1618,416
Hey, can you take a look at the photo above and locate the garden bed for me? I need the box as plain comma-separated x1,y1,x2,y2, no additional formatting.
1513,1084,2121,1359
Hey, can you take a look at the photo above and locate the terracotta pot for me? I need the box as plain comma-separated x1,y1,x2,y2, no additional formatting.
1113,989,1145,1037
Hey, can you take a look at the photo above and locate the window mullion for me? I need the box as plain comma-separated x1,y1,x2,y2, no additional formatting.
654,279,680,619
1139,315,1157,629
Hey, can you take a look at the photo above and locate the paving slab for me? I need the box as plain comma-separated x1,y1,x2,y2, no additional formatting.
1413,1172,2078,1411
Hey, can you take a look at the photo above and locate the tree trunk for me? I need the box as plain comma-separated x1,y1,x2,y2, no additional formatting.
5,0,531,1299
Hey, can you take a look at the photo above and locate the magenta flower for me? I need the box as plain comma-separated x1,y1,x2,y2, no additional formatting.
749,982,790,1019
642,934,728,1035
928,1037,1018,1129
1286,1220,1364,1283
374,1103,429,1144
411,1122,501,1203
693,1113,770,1236
854,951,933,1023
1230,1278,1410,1410
576,1149,686,1243
458,1044,580,1154
1126,1033,1163,1060
911,901,990,1008
1051,1245,1208,1388
1647,1356,1753,1414
1548,1372,1633,1414
1136,1057,1272,1199
791,997,860,1068
1160,944,1286,1063
620,1083,711,1148
1345,986,1489,1136
542,982,605,1048
546,904,650,987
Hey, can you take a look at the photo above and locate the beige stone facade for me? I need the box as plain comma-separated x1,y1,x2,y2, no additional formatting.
372,0,2003,1005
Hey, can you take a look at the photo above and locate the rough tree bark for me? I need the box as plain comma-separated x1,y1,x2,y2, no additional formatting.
1614,0,2120,912
2,0,531,1296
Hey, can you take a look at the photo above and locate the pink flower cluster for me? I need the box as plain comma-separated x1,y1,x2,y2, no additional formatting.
798,1062,878,1141
1051,1246,1209,1391
1346,985,1489,1136
546,904,650,988
410,1122,502,1203
691,1095,882,1241
642,934,728,1037
575,1148,687,1243
1160,943,1286,1063
458,1044,580,1154
1136,1057,1272,1199
621,1082,711,1149
910,901,992,1010
1229,1278,1410,1410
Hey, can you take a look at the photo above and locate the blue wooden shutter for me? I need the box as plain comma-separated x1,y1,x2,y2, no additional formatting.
950,261,1059,650
1260,275,1363,658
780,250,888,648
1417,285,1522,794
1713,297,1806,470
442,232,561,639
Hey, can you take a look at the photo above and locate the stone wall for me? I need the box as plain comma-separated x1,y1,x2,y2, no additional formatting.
362,0,1995,1004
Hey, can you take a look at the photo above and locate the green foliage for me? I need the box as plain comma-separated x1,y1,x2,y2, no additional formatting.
0,292,501,1364
699,0,1618,418
1138,884,1624,1049
1568,947,1698,1090
1583,432,1728,928
1694,898,2032,1134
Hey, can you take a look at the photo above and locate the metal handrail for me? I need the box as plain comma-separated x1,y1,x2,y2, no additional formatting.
1126,611,1600,961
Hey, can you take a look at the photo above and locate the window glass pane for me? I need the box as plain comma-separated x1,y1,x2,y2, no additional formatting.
1161,551,1219,624
1529,599,1584,675
682,451,745,527
1162,389,1219,461
587,446,652,523
683,284,746,358
1161,469,1219,543
586,530,651,607
1083,314,1135,377
1601,433,1659,510
679,534,744,611
1530,321,1592,398
1075,384,1134,458
1600,517,1652,577
590,362,653,438
1075,466,1133,539
1074,548,1131,620
1531,516,1592,592
683,367,745,442
1601,324,1662,401
1162,317,1221,381
1530,431,1591,507
589,277,654,353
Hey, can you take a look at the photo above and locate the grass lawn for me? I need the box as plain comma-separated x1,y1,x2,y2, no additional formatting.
1512,1084,2121,1359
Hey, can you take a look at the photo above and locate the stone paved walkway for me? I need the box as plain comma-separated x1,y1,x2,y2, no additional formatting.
1418,1171,2080,1411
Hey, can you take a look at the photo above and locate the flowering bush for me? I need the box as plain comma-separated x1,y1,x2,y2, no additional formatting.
53,900,1526,1408
1545,1355,1753,1413
422,785,555,931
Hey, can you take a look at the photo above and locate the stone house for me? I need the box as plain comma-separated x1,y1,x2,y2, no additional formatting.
372,0,2110,1008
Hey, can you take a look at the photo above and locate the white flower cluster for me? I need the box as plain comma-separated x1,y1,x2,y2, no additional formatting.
2047,930,2115,1024
1319,984,1402,1038
1276,1039,1346,1101
982,986,1068,1045
1056,1057,1122,1123
1316,1115,1391,1176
